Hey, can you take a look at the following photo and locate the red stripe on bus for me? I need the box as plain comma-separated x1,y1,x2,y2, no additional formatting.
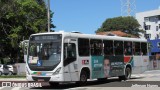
124,56,131,63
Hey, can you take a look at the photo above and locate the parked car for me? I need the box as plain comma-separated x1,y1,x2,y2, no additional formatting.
0,64,10,75
7,65,17,75
0,64,17,75
0,65,2,76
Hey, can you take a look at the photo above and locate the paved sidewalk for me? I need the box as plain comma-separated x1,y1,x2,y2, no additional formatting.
132,70,160,78
130,70,160,81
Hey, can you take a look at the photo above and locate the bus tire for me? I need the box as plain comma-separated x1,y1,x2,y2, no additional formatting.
125,67,131,80
119,67,131,81
49,82,59,87
78,70,87,86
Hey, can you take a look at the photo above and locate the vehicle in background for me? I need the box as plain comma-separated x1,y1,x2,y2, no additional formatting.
0,64,9,75
0,65,2,75
0,64,17,75
7,65,17,75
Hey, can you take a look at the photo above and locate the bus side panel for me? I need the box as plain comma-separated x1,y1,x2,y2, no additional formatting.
91,56,104,79
78,56,91,79
91,55,124,79
132,56,149,74
124,56,134,66
108,56,124,77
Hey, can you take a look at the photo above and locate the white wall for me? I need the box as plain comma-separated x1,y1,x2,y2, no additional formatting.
15,63,26,75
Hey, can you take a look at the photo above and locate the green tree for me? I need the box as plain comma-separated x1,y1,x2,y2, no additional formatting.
96,16,144,37
0,0,55,63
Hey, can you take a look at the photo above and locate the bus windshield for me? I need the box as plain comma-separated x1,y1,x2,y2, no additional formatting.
28,34,62,71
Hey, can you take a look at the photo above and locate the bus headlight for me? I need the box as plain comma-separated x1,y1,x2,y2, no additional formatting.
53,67,61,75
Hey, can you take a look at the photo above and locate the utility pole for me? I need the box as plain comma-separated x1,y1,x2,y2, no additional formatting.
47,0,50,32
127,0,131,16
120,0,136,16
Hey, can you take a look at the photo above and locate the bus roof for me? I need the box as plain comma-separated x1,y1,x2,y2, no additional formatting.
30,32,147,42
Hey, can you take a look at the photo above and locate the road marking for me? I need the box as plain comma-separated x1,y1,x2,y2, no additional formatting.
11,87,21,90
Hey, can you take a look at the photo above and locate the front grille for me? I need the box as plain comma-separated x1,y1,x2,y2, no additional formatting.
32,76,51,82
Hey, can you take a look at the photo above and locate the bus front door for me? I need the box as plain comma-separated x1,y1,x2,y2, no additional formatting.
63,43,78,81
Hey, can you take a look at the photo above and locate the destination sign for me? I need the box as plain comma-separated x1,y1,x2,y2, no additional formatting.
31,34,62,41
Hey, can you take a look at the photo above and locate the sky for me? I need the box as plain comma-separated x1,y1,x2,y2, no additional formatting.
50,0,160,34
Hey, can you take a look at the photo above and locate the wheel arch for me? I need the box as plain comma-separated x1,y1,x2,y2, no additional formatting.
125,64,132,74
80,67,90,79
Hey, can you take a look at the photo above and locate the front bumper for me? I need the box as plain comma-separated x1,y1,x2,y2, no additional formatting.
26,74,63,82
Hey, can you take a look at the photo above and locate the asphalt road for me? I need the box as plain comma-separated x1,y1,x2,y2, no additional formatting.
1,70,160,90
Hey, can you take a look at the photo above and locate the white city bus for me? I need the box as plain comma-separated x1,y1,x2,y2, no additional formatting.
26,32,149,85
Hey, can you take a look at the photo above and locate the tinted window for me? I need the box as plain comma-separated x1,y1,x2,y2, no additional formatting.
114,41,123,55
64,43,76,66
124,41,132,55
78,38,90,56
133,42,140,55
141,43,147,55
90,39,102,55
64,43,76,59
103,40,114,55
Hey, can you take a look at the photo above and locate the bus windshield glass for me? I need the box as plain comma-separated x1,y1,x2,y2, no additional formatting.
27,34,62,70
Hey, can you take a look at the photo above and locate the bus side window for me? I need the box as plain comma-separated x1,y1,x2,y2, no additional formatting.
114,41,123,55
133,42,140,55
90,39,103,56
64,43,76,66
141,43,147,55
64,43,76,59
103,40,114,55
68,44,76,58
78,38,90,56
124,41,132,55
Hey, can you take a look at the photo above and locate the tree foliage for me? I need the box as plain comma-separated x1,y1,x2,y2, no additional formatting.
96,16,144,37
0,0,55,63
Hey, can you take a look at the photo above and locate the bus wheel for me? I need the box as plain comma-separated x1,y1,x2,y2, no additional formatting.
49,82,59,87
125,67,131,80
78,70,87,85
119,67,131,81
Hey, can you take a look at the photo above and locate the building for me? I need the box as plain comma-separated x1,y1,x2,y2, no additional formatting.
136,9,160,40
148,39,160,55
96,31,137,38
136,9,160,58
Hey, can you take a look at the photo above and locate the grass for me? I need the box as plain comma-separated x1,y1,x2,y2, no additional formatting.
0,75,26,78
